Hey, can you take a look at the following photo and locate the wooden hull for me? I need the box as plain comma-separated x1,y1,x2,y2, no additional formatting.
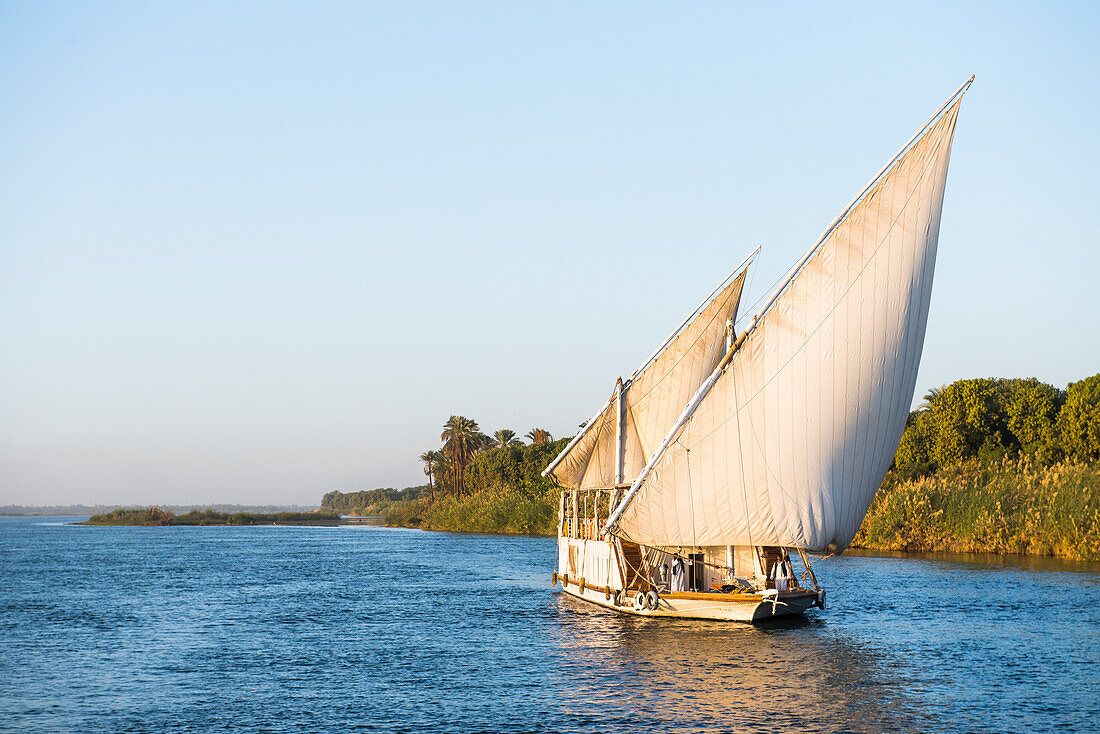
555,535,823,623
559,577,819,622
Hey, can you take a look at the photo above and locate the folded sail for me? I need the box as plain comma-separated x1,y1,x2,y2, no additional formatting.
549,270,747,489
614,100,963,552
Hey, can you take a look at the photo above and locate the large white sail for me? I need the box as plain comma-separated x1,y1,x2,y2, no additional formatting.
612,99,964,552
549,269,747,489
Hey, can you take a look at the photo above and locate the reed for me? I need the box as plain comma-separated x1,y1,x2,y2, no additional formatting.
82,507,175,525
418,484,558,535
82,508,342,526
367,485,557,535
852,457,1100,560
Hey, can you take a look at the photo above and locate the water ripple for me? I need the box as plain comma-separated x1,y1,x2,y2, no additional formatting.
0,517,1097,733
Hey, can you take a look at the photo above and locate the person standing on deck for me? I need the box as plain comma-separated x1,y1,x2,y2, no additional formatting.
669,556,686,592
769,552,790,591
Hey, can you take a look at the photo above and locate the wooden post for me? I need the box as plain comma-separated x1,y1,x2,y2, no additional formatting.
558,491,565,537
797,548,820,591
614,377,625,486
571,490,578,539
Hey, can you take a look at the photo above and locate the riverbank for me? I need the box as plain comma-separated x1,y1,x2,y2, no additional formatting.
335,486,557,536
81,508,342,526
360,458,1100,560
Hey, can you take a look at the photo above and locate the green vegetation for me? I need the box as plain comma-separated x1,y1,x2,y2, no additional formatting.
352,377,1100,558
83,507,176,525
321,486,431,514
323,417,568,534
852,373,1100,560
82,508,341,526
852,458,1100,560
895,375,1100,479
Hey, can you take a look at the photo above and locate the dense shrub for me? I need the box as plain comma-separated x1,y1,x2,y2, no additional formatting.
321,486,430,514
853,458,1100,560
1058,374,1100,461
84,507,175,525
893,376,1088,478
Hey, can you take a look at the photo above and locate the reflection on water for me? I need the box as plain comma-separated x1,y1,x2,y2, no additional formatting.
844,547,1100,576
549,595,934,733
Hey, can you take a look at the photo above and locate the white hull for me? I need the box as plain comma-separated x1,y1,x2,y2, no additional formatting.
555,534,823,623
560,581,817,622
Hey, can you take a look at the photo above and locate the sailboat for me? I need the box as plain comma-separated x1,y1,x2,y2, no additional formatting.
546,77,973,621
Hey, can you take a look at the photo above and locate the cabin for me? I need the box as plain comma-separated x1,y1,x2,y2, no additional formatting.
556,488,819,598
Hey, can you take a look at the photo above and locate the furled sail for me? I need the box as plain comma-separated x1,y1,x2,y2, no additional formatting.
548,269,747,489
612,99,964,553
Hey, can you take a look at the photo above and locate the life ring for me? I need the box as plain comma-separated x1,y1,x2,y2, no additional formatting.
611,589,623,606
633,591,647,611
646,590,659,610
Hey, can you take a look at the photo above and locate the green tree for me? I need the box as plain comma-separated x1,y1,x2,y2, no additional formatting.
894,376,1067,473
919,385,945,412
1058,374,1100,461
419,449,447,502
927,378,1012,468
895,410,936,478
526,428,553,444
1004,378,1065,459
465,437,572,497
442,416,486,496
493,429,522,449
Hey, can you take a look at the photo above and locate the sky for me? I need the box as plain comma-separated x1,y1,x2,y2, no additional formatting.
2,2,1098,506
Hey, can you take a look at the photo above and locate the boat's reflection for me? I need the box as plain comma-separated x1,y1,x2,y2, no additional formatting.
549,593,936,733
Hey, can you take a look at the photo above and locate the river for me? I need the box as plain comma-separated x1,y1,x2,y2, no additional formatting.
1,516,1096,733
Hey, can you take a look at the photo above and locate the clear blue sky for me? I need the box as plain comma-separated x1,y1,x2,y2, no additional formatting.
2,2,1098,506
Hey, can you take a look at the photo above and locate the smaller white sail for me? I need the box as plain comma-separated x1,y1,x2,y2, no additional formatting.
548,269,747,489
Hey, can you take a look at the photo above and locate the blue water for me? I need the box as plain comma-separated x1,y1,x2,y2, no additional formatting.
1,516,1097,733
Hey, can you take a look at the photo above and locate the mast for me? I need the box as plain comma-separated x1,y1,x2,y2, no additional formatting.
614,377,625,485
603,327,750,534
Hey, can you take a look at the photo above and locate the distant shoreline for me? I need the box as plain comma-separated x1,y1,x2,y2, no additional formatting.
2,504,317,517
79,508,342,527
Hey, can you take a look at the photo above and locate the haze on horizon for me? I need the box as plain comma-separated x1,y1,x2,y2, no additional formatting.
2,2,1098,507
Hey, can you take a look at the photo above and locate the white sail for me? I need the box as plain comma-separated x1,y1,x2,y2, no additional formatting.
613,99,964,552
549,269,747,489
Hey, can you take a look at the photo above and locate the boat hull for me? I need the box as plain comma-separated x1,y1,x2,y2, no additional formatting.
559,578,818,622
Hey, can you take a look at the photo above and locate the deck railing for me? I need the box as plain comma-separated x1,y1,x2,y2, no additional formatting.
558,488,623,540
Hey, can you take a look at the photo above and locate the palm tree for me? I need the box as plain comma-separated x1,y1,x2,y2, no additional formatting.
441,416,484,496
419,450,446,502
526,428,552,444
920,385,945,412
493,429,522,449
419,451,434,500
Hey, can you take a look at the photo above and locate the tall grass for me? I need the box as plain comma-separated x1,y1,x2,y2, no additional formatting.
367,486,557,535
852,457,1100,560
420,485,557,535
